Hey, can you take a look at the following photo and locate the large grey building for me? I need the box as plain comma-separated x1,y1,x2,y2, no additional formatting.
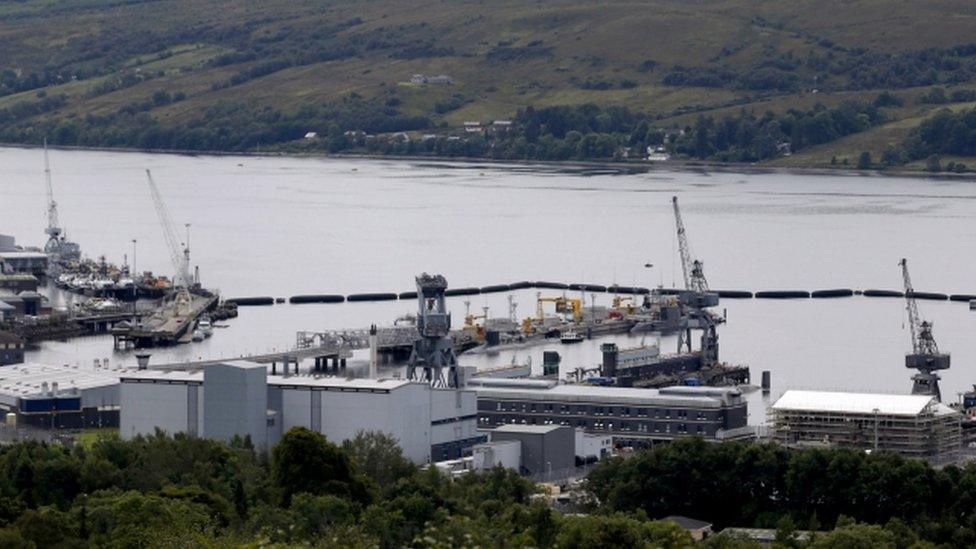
490,424,575,477
472,379,751,444
204,362,268,445
120,362,482,462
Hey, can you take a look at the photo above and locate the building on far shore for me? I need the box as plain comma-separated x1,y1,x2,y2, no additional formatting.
770,390,962,462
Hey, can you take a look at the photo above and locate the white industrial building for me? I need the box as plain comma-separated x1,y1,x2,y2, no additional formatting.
120,361,481,463
770,390,962,461
0,362,125,428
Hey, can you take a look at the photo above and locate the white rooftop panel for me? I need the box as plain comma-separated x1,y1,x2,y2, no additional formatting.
772,390,936,416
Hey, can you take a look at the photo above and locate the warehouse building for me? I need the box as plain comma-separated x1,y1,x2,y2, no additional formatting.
120,361,481,463
471,378,752,444
770,390,962,461
0,362,122,428
0,252,48,277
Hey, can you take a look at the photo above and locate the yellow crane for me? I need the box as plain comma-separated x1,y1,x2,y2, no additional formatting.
462,302,489,341
536,294,583,323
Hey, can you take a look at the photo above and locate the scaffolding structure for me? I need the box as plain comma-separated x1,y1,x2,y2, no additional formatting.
770,391,961,462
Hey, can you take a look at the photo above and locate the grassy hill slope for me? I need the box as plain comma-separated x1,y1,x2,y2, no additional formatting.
2,0,976,167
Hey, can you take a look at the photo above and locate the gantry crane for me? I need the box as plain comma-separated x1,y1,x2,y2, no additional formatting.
146,170,193,316
672,196,720,366
407,273,459,388
899,258,950,400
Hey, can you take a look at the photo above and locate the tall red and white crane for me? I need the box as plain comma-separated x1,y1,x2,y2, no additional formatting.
146,169,192,315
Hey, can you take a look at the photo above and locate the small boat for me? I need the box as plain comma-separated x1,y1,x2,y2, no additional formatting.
970,299,976,311
198,316,213,338
560,330,585,344
191,329,205,342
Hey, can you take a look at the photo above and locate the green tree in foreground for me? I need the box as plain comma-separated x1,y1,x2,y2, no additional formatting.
341,430,416,490
272,427,370,506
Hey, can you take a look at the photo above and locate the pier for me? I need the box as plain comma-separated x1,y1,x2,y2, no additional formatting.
112,293,217,348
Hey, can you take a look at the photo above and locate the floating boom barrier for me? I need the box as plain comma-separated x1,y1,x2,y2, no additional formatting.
222,283,976,306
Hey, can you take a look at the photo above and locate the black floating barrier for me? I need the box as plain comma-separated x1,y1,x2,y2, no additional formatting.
346,293,399,302
950,294,976,302
479,284,511,294
863,289,903,298
398,291,418,300
289,294,345,304
224,297,275,306
755,290,811,299
908,291,949,301
535,281,570,290
811,289,854,298
509,281,534,290
568,283,608,293
716,290,753,299
607,285,650,295
445,287,481,297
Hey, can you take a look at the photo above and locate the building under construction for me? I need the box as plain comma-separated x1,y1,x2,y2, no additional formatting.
770,390,962,462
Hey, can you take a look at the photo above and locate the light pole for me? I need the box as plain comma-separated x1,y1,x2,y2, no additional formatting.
131,239,138,324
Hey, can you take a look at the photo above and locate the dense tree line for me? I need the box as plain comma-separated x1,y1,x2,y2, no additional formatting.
588,438,976,546
672,101,884,162
2,431,975,546
903,108,976,159
0,428,700,547
663,42,976,94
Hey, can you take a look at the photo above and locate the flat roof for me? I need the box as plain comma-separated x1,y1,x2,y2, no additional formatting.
121,366,419,391
494,424,567,434
473,383,740,408
269,375,418,391
772,390,938,416
0,252,47,259
120,370,202,383
0,363,130,404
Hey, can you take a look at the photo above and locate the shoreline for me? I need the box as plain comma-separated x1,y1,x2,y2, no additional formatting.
2,141,975,181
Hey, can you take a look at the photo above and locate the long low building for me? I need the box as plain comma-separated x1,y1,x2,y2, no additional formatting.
120,362,482,463
0,362,123,428
770,390,962,461
470,378,752,443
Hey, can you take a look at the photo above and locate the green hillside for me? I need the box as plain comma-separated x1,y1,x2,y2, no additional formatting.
2,0,976,169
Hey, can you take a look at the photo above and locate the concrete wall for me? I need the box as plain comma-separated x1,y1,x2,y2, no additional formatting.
80,384,119,409
492,426,575,476
270,383,433,464
204,363,267,447
472,440,521,470
120,380,202,439
319,383,432,463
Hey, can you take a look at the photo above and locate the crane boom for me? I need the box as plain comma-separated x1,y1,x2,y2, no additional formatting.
900,258,939,355
672,196,708,293
146,170,190,289
44,139,60,238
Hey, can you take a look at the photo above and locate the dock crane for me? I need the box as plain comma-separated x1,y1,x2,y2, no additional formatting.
41,140,80,263
672,196,720,366
899,258,949,400
146,170,193,316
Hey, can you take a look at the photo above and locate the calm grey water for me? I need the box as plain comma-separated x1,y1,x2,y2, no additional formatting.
3,146,976,424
